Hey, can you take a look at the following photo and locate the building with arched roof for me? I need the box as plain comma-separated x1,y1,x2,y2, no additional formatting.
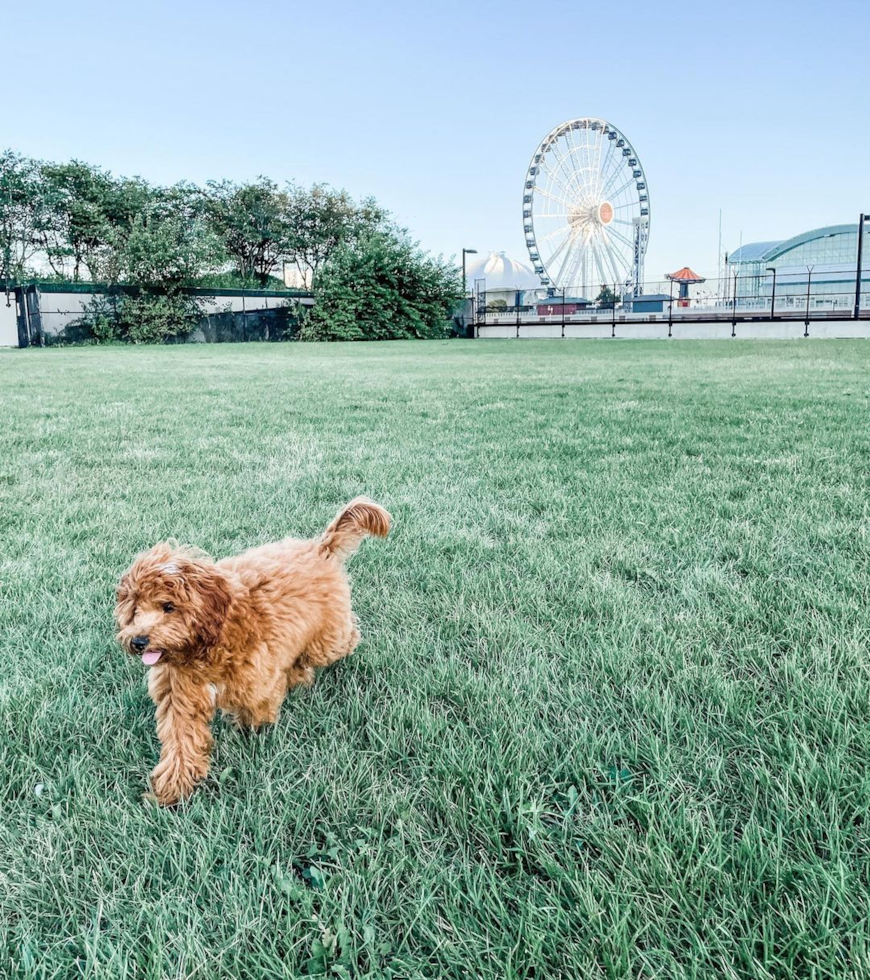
727,223,868,307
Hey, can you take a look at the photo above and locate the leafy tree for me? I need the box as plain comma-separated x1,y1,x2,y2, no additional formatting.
35,160,116,279
88,183,224,342
0,150,43,284
285,183,386,283
112,186,219,285
595,284,618,309
203,178,289,285
301,229,462,341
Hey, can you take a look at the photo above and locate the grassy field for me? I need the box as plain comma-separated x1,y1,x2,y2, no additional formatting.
1,339,868,979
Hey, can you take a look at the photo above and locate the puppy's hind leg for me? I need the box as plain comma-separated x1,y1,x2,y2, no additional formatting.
223,656,291,729
286,663,315,690
300,616,361,674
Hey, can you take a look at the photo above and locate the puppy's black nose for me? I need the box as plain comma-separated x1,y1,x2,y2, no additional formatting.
131,635,149,651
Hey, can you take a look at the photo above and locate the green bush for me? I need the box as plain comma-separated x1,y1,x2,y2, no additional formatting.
301,230,462,341
76,290,204,343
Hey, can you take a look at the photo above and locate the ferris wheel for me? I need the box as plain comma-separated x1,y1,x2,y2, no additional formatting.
523,118,650,296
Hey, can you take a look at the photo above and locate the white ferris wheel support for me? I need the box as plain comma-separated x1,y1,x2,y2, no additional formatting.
523,118,650,298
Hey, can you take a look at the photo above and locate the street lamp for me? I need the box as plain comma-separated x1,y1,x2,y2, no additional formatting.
805,265,814,336
461,248,477,297
461,248,477,338
855,214,869,319
766,266,777,320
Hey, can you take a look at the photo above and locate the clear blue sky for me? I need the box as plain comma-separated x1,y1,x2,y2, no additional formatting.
8,0,869,280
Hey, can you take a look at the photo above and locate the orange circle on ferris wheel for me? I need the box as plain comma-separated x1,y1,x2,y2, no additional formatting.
598,202,614,225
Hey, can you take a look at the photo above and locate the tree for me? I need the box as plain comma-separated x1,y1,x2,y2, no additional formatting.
203,178,289,285
595,284,618,309
0,150,43,284
87,182,224,342
284,183,386,283
35,160,119,280
301,228,462,341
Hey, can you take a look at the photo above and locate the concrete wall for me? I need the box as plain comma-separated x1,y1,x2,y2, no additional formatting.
478,318,870,341
0,298,18,346
34,289,306,341
7,288,313,346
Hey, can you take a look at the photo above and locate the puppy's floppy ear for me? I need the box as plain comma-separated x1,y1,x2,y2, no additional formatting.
115,573,134,627
179,558,233,650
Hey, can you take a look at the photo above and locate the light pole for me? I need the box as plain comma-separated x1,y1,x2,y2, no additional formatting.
731,272,738,336
855,214,868,319
461,248,477,298
461,248,477,338
805,265,814,336
767,266,777,320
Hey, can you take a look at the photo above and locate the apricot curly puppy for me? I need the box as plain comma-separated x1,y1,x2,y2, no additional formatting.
115,498,390,806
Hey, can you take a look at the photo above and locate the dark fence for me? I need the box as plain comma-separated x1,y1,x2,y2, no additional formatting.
9,282,314,347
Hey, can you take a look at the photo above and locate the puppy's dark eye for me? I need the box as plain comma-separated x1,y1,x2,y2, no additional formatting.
163,602,176,614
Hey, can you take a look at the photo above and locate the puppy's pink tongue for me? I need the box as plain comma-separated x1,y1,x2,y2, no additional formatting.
142,650,163,666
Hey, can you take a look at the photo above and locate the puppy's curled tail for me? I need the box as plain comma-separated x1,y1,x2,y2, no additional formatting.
320,497,391,561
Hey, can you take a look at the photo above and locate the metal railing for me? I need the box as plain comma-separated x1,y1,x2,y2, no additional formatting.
472,267,870,338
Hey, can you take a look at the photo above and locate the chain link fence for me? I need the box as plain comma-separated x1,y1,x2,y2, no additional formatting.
9,283,314,347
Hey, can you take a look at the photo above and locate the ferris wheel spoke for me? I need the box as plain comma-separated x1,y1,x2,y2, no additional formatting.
600,136,618,188
553,231,582,288
533,186,575,209
602,171,627,200
542,137,579,187
576,133,599,201
604,226,637,252
605,172,637,201
589,235,615,287
599,235,628,285
569,130,600,205
601,247,624,294
548,140,582,194
578,167,601,205
564,125,582,170
567,130,588,193
546,233,575,282
589,243,611,296
561,239,587,293
597,252,618,292
538,159,583,208
541,160,579,206
592,131,607,197
536,223,571,247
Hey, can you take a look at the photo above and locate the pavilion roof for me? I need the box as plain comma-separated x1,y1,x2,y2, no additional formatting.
667,266,706,283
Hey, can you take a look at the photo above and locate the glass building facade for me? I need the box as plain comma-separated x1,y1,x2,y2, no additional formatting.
726,224,869,309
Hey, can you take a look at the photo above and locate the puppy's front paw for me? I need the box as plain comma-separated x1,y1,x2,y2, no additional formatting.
148,775,185,807
149,760,206,807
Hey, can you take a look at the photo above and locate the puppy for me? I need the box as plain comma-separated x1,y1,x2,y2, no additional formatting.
115,498,390,805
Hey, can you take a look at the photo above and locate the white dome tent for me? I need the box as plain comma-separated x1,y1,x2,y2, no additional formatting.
464,251,541,308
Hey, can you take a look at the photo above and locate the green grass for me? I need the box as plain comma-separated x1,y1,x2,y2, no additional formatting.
1,340,869,979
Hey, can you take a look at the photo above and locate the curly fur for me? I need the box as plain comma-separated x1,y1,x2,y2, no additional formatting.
115,498,390,805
